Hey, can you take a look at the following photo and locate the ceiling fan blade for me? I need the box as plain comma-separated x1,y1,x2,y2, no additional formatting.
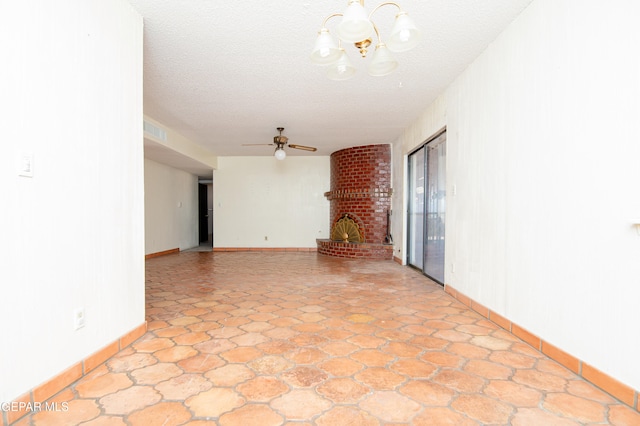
242,143,274,146
289,144,317,152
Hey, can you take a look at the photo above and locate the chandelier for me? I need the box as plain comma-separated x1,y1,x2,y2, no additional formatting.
310,0,421,80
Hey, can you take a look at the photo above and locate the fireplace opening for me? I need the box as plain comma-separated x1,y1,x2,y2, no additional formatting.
331,214,364,243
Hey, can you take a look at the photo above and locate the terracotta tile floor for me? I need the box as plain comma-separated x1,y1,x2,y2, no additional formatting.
16,252,640,425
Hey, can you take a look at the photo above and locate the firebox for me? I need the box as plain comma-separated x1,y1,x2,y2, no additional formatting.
331,214,364,243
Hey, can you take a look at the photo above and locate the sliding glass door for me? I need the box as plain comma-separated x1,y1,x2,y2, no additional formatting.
408,146,425,270
408,132,446,284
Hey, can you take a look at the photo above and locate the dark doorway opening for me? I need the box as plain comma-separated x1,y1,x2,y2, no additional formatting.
198,183,209,244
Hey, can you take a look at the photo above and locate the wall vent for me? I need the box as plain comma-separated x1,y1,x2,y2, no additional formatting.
143,120,167,142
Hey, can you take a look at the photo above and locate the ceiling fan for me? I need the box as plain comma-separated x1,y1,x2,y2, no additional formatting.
243,127,317,160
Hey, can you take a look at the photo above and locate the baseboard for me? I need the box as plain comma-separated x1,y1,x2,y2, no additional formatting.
213,247,317,252
393,255,403,265
2,322,147,425
444,284,639,413
145,248,179,259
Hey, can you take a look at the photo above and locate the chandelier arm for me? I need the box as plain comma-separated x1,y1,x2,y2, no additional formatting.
371,21,381,43
320,13,346,47
322,13,343,28
368,2,401,19
367,2,401,43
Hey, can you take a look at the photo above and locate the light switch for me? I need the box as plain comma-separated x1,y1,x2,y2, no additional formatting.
18,152,34,177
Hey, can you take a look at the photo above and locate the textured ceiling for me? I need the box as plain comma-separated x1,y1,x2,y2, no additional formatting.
128,0,534,160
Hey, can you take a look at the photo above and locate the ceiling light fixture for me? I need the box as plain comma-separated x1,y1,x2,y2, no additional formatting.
274,147,287,160
273,128,288,160
243,128,318,159
310,0,421,80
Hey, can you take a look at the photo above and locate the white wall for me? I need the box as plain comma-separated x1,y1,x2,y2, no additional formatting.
145,159,199,254
144,114,218,170
0,0,144,402
394,0,640,390
214,157,330,248
391,136,407,261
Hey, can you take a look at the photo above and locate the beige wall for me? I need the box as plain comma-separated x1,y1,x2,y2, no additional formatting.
0,0,144,402
144,159,199,254
214,157,330,248
393,0,640,390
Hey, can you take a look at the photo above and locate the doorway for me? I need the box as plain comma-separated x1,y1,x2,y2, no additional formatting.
407,130,446,284
197,180,213,250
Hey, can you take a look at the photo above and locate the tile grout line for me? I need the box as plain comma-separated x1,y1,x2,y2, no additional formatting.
4,322,146,425
445,283,639,413
10,253,638,424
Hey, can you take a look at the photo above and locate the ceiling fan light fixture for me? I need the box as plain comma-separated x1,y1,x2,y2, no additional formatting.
244,128,317,158
274,147,287,160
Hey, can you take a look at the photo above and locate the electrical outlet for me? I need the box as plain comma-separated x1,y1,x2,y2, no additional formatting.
74,308,85,330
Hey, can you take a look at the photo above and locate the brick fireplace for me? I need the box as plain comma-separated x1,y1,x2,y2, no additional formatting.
317,144,393,260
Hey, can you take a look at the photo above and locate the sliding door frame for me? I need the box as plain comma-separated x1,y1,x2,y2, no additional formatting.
406,129,447,285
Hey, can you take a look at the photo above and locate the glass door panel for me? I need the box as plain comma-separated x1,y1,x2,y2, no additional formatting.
424,135,446,282
407,132,446,284
407,147,425,269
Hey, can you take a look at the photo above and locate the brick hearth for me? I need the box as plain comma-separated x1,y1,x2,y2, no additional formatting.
318,144,393,260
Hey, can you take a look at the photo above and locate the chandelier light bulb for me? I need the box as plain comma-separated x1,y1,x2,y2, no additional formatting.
338,0,374,43
387,12,421,52
310,28,342,65
368,43,398,76
327,49,356,81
